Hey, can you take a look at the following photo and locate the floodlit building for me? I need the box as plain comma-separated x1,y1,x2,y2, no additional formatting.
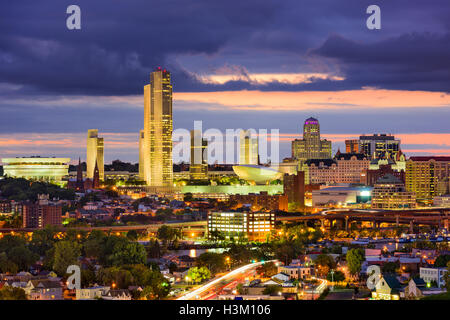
406,156,450,204
312,186,372,207
207,211,275,242
142,68,173,186
291,117,332,162
301,152,370,185
139,130,145,180
359,134,400,160
420,267,448,288
371,174,416,209
239,130,259,165
229,192,288,211
345,139,359,153
190,130,208,180
2,156,70,185
86,129,104,180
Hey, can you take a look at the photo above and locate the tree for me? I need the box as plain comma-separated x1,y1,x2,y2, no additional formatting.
209,229,225,242
30,226,57,256
256,262,278,278
0,286,27,300
52,241,81,276
107,241,147,266
0,252,18,274
187,266,211,283
346,248,365,278
8,246,39,271
97,267,134,289
314,254,336,277
262,284,281,295
196,252,226,274
434,255,450,268
444,261,450,292
382,261,400,274
326,270,345,282
147,239,162,259
156,225,181,247
126,230,139,241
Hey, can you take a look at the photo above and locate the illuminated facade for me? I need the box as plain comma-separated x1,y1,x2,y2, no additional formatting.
359,134,400,160
239,130,259,165
371,174,416,209
142,68,173,186
139,130,145,180
2,157,70,185
190,130,208,180
345,139,359,153
229,192,288,211
86,129,104,180
406,156,450,203
207,211,275,242
292,117,331,162
300,153,369,185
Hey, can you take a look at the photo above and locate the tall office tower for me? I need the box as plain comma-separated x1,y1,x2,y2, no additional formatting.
239,130,259,165
359,134,400,160
143,68,173,186
138,130,145,180
291,117,332,162
86,129,104,180
189,130,208,180
406,156,450,204
345,139,359,153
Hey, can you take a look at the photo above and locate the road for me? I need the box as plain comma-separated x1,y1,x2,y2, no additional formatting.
176,261,271,300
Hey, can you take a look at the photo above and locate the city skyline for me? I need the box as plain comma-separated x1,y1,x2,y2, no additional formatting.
0,1,449,163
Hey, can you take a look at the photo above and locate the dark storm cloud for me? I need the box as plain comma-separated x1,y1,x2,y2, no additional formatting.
311,32,450,92
0,0,449,95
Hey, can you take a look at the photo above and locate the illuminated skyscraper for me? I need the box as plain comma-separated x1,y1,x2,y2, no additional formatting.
359,134,400,160
190,130,208,180
138,130,145,180
86,129,104,180
292,117,331,162
239,130,259,165
142,68,173,186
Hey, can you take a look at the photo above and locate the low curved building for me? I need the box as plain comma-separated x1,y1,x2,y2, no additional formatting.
232,164,283,185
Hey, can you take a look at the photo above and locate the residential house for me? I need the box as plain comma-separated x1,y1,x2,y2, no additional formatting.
25,279,63,300
371,275,403,300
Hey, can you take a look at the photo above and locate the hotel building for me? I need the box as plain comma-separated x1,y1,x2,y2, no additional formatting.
406,156,450,204
292,117,332,163
371,174,416,209
207,211,275,242
2,157,70,186
142,68,173,186
301,152,369,185
86,129,104,180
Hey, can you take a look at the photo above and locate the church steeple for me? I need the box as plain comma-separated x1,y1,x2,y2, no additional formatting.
93,161,100,189
76,158,84,191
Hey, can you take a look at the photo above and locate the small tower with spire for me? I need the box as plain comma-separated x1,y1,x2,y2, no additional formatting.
76,158,84,191
93,161,100,189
